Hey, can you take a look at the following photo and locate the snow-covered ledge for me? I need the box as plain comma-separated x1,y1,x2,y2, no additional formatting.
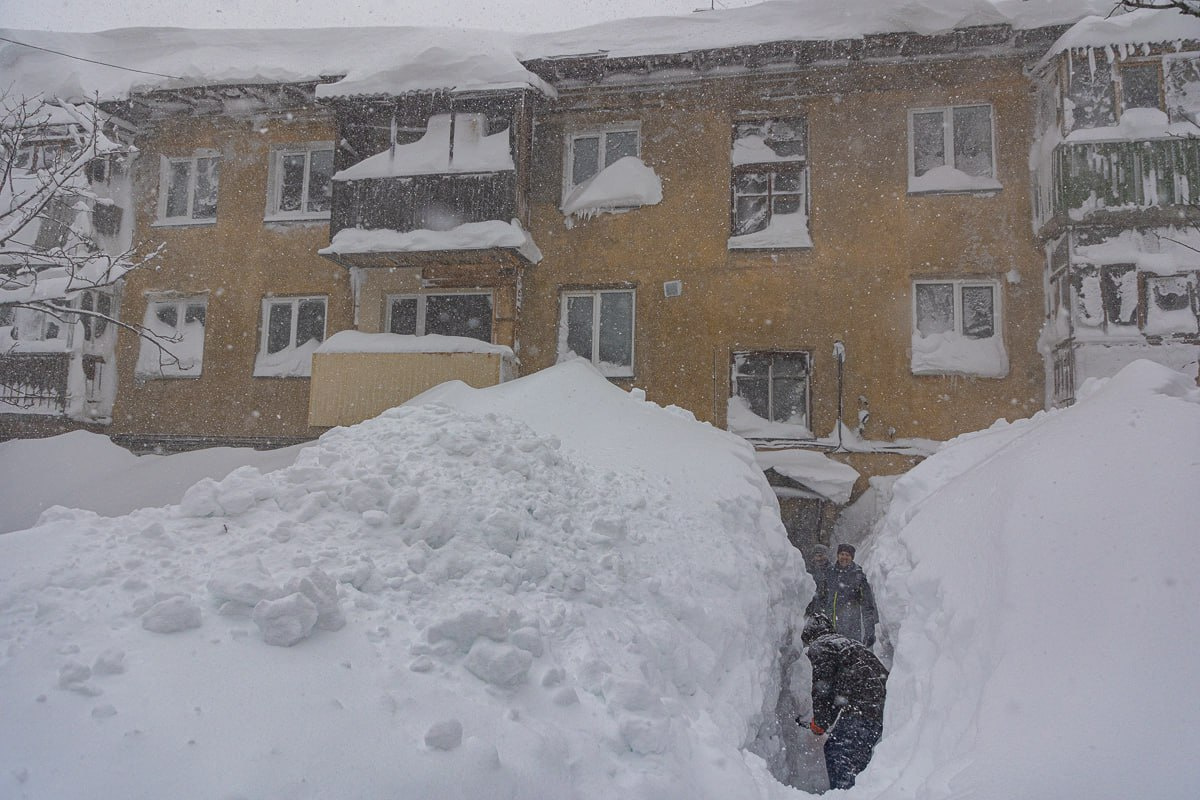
316,331,514,358
560,157,662,224
319,219,542,263
908,165,1001,194
755,448,860,505
911,330,1008,377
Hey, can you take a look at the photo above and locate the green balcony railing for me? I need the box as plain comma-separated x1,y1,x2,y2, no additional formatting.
1051,137,1200,221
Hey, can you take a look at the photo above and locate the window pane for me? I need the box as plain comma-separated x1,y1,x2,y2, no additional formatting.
764,117,806,160
95,294,111,337
184,304,206,326
192,157,219,218
389,297,418,335
771,377,808,425
952,106,993,178
604,130,638,165
566,295,594,359
1121,63,1160,110
737,376,770,418
1100,265,1137,326
734,172,768,195
80,292,94,341
773,171,803,193
912,111,946,177
267,303,292,354
572,136,600,185
597,291,633,368
772,352,809,378
773,194,802,215
166,161,191,218
296,299,326,346
734,195,769,236
155,304,179,329
424,294,492,341
915,283,955,336
734,353,770,377
306,149,334,213
961,285,995,339
279,153,306,212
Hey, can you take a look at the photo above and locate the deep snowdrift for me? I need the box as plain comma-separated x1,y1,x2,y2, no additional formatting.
0,361,809,799
855,360,1200,800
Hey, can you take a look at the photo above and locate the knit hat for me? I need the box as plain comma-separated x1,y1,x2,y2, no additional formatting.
811,544,830,559
836,543,856,557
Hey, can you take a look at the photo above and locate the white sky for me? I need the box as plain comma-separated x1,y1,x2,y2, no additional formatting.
3,0,761,33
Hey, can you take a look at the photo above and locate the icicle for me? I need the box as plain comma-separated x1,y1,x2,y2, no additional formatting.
389,108,397,160
1087,46,1096,79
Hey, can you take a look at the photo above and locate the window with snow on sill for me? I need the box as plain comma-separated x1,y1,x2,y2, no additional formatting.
332,114,513,180
911,331,1008,377
728,210,812,249
560,157,662,225
908,165,1001,194
726,395,814,440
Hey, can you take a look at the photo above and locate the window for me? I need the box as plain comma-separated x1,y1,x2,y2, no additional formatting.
908,105,999,193
386,292,493,342
728,351,812,438
254,296,327,377
266,143,334,219
559,289,634,378
78,290,115,342
1119,61,1162,113
136,297,207,378
157,151,220,224
1073,264,1139,331
33,197,75,250
565,126,639,190
912,279,1007,376
1144,274,1198,336
729,117,810,249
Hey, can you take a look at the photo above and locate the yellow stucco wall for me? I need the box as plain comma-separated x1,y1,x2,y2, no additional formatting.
111,108,352,443
519,55,1045,448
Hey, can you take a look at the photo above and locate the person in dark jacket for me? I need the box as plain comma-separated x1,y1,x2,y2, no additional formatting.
819,544,879,647
800,613,889,790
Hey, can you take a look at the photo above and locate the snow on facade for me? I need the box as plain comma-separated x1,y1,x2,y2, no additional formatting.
1,0,1193,550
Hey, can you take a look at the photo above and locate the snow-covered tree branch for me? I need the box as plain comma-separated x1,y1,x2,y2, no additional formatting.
1117,1,1200,16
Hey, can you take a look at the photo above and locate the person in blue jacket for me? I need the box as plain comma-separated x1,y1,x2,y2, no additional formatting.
820,544,879,647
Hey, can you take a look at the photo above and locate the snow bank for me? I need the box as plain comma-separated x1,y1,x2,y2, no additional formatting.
0,431,303,534
852,360,1200,799
0,361,809,799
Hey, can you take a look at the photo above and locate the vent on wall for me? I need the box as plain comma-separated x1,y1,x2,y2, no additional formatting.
663,280,683,298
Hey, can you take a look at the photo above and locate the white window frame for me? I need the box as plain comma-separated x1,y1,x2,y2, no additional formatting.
136,295,208,379
730,350,813,433
912,279,1002,339
906,104,997,190
559,288,636,378
384,291,494,340
255,295,327,377
156,149,220,225
265,142,335,221
562,123,641,199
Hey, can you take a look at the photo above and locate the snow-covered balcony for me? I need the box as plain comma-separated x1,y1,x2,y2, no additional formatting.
307,331,515,428
1040,134,1200,234
321,114,539,274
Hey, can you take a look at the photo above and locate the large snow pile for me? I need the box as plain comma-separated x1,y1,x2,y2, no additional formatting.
0,361,808,799
853,360,1200,799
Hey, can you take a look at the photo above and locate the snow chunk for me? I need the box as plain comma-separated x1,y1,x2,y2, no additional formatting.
726,395,814,440
251,592,319,647
141,596,202,634
756,449,861,505
424,719,463,751
319,219,541,263
728,210,812,249
560,157,662,219
463,639,533,688
316,331,514,357
908,164,1001,194
911,330,1009,377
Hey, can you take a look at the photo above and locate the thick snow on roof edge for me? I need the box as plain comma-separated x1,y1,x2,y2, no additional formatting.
0,1,1116,103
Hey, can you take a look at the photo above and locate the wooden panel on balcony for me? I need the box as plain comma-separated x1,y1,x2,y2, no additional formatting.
1053,137,1200,223
308,350,514,428
330,171,518,237
0,353,70,415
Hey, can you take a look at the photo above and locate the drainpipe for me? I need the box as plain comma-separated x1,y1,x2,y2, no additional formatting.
833,340,846,452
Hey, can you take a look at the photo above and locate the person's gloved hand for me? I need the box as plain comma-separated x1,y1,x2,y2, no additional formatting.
809,720,825,736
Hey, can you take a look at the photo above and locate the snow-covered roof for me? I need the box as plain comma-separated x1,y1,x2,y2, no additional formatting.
0,1,1117,103
1040,7,1200,66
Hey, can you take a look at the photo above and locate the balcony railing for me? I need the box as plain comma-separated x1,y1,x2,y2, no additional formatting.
1039,137,1200,230
330,171,518,237
0,352,70,415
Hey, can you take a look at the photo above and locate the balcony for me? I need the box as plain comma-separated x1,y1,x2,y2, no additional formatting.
0,352,70,415
319,113,537,277
307,333,516,428
1038,137,1200,234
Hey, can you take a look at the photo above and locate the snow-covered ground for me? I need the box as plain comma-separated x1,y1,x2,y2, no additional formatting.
1,358,1197,799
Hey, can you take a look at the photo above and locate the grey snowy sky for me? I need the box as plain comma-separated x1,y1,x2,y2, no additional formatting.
3,0,761,33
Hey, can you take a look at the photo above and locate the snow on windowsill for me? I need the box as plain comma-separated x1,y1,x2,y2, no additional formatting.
316,331,515,358
726,395,814,440
1063,107,1200,143
319,220,542,263
908,165,1001,195
263,212,331,224
560,157,662,222
152,217,216,228
253,339,321,378
334,115,513,180
727,211,812,250
911,330,1009,377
